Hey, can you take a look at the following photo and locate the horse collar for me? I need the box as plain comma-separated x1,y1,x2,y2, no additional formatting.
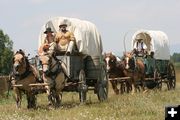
14,68,31,80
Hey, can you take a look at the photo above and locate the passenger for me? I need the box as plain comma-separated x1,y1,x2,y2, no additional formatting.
55,21,75,55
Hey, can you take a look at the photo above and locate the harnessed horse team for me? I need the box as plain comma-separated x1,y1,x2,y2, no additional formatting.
104,52,146,95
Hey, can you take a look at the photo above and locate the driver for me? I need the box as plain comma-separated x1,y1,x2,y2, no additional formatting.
133,34,147,57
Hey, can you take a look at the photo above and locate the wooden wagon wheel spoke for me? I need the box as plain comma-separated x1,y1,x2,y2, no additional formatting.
97,67,108,102
167,63,176,90
154,68,162,90
78,69,87,103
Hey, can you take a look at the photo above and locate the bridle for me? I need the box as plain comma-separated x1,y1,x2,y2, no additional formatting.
13,52,31,80
40,54,61,78
124,53,136,71
105,54,117,73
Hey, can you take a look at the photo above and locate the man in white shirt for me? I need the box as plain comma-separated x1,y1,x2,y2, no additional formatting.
133,35,147,56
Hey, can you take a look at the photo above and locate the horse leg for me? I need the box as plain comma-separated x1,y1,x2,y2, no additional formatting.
46,82,59,108
26,92,36,109
43,75,55,107
45,86,52,106
54,72,65,108
141,76,148,93
131,78,136,94
120,80,127,94
110,80,119,94
120,81,124,94
54,91,61,108
13,87,21,108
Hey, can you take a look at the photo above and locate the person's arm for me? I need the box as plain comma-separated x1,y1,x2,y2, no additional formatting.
55,32,60,43
69,32,75,41
133,42,137,49
143,42,147,50
38,45,44,56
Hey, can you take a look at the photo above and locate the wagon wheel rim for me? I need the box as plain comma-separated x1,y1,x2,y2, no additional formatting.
78,69,87,103
167,63,176,90
154,68,162,90
97,67,108,102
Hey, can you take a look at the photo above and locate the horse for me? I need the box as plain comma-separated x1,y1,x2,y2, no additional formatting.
11,49,39,108
39,52,66,108
122,52,146,94
104,52,131,94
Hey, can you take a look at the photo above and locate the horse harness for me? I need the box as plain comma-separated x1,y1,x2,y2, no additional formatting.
126,57,141,73
44,56,62,80
12,58,35,81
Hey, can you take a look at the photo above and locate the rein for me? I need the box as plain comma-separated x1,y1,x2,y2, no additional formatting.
44,56,61,78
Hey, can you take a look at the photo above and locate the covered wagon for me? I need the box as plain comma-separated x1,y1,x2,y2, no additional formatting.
131,29,176,90
38,17,108,102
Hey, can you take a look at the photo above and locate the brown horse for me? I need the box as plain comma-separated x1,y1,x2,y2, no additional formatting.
104,52,130,94
12,49,38,108
123,52,146,94
39,52,65,108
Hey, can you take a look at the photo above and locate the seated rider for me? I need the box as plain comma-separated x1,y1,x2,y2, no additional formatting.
55,20,76,55
133,34,147,57
38,27,56,55
37,27,56,81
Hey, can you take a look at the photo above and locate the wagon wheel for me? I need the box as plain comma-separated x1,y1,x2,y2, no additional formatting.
154,68,162,90
97,67,108,102
167,63,176,90
78,69,87,103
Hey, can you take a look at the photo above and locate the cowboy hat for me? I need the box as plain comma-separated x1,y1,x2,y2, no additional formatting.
44,27,54,34
135,34,143,41
59,19,71,28
59,24,67,28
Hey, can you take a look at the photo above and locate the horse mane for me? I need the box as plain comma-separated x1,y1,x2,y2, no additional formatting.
15,49,25,56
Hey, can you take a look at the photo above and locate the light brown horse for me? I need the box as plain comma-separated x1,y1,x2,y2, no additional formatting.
12,49,38,108
123,52,146,94
39,52,65,108
104,52,131,94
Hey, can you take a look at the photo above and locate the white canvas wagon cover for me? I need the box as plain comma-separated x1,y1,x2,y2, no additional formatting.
132,30,170,60
38,17,103,57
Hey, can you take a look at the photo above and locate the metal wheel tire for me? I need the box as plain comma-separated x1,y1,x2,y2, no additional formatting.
78,69,87,103
97,68,108,102
167,63,176,90
154,68,162,90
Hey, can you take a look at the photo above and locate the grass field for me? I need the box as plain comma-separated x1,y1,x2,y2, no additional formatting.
0,68,180,120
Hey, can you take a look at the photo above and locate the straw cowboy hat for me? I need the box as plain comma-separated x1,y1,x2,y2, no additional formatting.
59,19,70,28
44,27,54,34
135,34,143,41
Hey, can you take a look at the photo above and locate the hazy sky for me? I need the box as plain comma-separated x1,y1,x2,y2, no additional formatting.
0,0,180,57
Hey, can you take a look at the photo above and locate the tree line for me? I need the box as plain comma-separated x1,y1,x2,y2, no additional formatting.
171,53,180,63
0,29,13,75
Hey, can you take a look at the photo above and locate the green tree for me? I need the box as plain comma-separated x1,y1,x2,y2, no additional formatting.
171,53,180,63
0,29,13,75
